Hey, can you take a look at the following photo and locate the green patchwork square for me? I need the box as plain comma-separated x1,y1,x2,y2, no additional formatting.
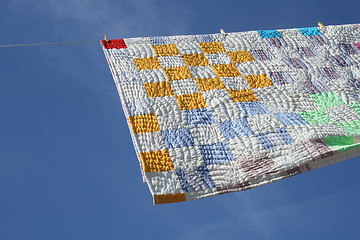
336,120,360,135
325,135,360,152
350,102,360,116
311,92,344,109
299,110,334,125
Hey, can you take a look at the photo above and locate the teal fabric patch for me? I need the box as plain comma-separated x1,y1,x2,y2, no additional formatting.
258,30,282,38
298,27,322,36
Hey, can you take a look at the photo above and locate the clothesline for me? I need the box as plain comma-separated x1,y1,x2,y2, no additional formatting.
0,22,327,48
0,40,99,48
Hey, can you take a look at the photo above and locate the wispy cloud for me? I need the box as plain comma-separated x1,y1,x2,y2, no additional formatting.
7,0,193,89
8,0,192,38
173,183,345,240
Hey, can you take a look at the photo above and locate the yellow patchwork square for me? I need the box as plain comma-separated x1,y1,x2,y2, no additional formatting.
154,193,186,204
182,54,209,66
152,44,180,57
164,66,193,81
144,81,174,97
195,78,226,92
129,113,161,134
199,42,226,54
244,74,274,88
176,92,208,110
139,150,175,172
211,64,241,77
228,89,259,102
227,51,255,63
134,57,161,70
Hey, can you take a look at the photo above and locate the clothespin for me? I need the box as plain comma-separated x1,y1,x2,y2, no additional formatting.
220,29,227,36
104,35,110,42
318,22,326,29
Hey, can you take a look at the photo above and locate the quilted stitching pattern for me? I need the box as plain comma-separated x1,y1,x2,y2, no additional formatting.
102,23,360,204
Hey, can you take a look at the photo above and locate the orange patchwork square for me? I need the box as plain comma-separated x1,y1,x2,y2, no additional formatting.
211,64,241,77
134,57,161,70
182,54,209,66
176,92,208,110
144,81,174,97
139,150,175,172
244,74,274,88
195,78,226,92
228,89,258,102
129,113,161,134
199,42,226,54
227,51,255,63
152,44,180,57
164,66,193,81
154,193,186,204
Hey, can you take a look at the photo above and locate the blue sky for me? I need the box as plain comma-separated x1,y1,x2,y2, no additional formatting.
1,0,360,239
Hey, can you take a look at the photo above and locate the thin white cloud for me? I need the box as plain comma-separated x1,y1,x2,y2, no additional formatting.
8,0,191,38
7,0,193,90
173,183,345,240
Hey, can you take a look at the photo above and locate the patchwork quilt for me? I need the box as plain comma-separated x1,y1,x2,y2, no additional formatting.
101,23,360,204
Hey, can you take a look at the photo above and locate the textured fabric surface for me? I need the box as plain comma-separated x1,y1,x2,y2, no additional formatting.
102,23,360,204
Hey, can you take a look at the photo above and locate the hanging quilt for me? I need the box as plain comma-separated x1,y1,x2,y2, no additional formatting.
102,23,360,204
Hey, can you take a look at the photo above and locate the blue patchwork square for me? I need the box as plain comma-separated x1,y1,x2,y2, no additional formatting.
175,169,191,192
197,166,216,189
236,102,270,116
306,35,329,45
218,118,254,139
256,133,273,151
298,27,322,36
258,30,282,38
162,128,195,149
176,166,216,192
299,80,331,94
338,43,360,55
276,128,294,144
317,67,341,79
198,142,235,165
110,48,132,60
283,58,308,69
117,71,142,85
125,98,152,116
268,71,296,85
349,79,360,90
328,55,352,67
256,128,294,151
150,36,173,45
275,113,309,127
195,34,219,43
250,49,275,61
183,107,216,126
263,37,287,48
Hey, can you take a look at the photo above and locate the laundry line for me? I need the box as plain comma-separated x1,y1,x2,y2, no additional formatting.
0,40,100,48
